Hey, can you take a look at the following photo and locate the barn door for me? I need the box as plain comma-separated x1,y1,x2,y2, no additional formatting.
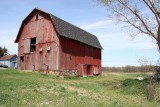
20,56,24,70
38,52,43,71
24,39,30,53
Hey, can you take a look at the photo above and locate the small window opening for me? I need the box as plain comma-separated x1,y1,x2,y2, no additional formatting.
35,14,39,20
20,56,24,63
30,37,36,52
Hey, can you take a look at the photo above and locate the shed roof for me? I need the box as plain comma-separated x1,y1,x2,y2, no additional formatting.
0,54,17,61
15,8,102,49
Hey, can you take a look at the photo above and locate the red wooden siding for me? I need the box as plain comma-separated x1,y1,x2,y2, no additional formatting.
59,36,101,76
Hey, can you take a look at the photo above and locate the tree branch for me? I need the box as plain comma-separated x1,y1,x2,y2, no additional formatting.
113,7,153,36
117,0,157,39
148,0,160,19
143,0,160,25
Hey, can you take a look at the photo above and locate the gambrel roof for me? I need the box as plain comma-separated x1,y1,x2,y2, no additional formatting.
15,8,102,49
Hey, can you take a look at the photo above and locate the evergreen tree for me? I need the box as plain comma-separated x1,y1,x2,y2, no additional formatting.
3,46,8,55
0,46,4,57
0,46,8,57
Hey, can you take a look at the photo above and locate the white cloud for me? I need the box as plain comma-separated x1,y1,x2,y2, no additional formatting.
79,20,157,50
79,20,117,30
99,33,157,50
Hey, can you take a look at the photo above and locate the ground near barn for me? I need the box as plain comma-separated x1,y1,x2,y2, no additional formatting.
0,69,160,107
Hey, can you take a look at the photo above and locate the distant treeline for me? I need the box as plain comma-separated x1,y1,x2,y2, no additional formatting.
102,65,157,72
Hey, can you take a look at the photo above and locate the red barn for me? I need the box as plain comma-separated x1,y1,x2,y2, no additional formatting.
15,8,102,76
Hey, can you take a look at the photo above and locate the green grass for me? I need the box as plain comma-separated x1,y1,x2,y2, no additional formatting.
0,69,159,107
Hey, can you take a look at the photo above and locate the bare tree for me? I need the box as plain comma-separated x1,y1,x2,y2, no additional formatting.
97,0,160,51
138,58,152,74
155,59,160,74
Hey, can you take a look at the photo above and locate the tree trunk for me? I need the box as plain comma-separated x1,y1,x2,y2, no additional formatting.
157,24,160,52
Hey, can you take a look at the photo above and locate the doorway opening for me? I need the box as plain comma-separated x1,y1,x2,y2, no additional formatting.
86,65,92,76
20,56,24,63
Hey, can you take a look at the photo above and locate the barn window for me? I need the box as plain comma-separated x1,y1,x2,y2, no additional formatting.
30,37,36,52
35,14,39,20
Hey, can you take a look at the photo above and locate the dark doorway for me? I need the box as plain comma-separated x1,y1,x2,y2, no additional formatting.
20,56,24,63
87,65,92,76
20,56,24,70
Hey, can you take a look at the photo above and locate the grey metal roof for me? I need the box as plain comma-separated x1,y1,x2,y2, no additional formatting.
51,15,102,49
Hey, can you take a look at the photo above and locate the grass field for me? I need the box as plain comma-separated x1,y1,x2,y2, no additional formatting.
0,69,160,107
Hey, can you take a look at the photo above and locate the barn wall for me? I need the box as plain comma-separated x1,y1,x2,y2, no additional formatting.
59,36,101,76
17,11,59,71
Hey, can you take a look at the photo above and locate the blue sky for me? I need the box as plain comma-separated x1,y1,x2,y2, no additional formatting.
0,0,159,67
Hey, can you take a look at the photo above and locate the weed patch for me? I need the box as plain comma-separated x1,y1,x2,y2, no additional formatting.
146,81,160,101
